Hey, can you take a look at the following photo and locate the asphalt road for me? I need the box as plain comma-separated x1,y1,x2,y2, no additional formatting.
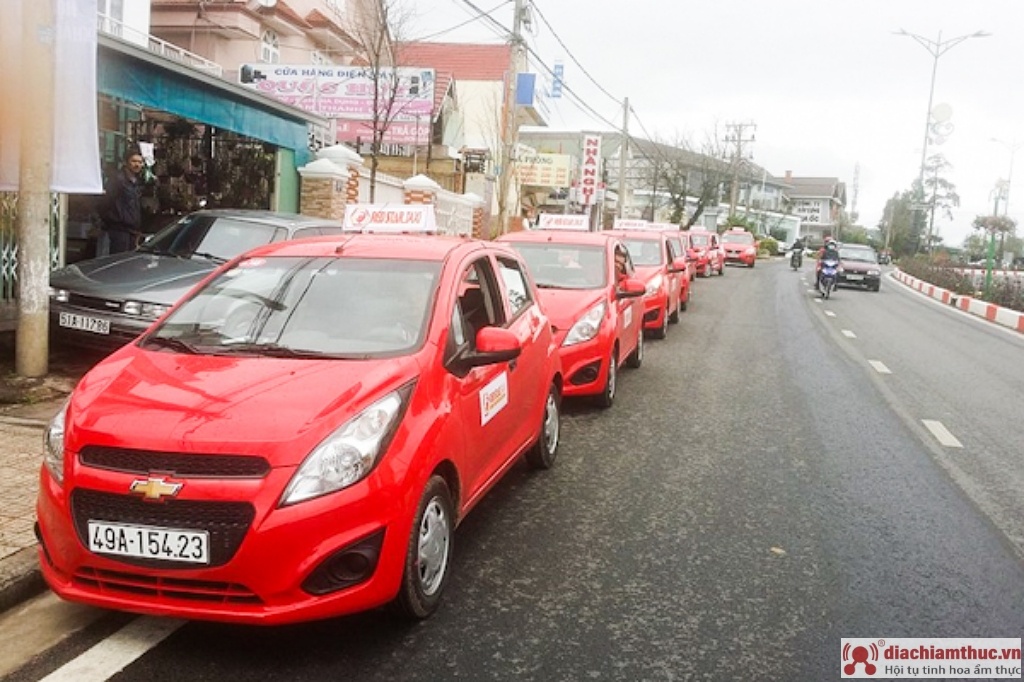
6,260,1023,682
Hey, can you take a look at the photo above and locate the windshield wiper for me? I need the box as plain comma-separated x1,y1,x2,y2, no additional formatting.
191,251,228,264
214,342,326,359
141,335,200,354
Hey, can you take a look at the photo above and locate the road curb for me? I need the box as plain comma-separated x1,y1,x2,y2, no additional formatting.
892,269,1024,334
0,546,45,614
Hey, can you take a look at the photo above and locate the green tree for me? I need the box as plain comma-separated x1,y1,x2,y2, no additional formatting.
921,154,960,253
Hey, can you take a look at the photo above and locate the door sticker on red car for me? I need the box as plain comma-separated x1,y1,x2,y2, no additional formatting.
623,306,632,328
480,372,510,425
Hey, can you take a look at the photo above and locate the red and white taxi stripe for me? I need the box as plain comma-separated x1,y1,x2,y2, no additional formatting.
893,269,1024,334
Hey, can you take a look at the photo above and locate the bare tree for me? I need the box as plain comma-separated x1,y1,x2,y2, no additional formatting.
349,0,418,201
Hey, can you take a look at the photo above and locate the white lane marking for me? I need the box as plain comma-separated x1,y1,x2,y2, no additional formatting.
40,617,185,682
806,288,817,293
824,310,837,317
813,298,822,303
869,360,892,374
841,329,857,338
922,420,964,448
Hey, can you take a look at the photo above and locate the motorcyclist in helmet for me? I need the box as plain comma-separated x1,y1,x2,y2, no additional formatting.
815,238,841,292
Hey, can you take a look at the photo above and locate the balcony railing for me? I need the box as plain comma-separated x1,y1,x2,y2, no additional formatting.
96,13,223,78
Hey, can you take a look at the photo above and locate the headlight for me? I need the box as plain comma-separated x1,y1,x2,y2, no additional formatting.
563,301,606,347
50,288,69,303
868,269,880,276
745,247,756,254
645,274,664,295
123,301,170,319
44,400,69,485
280,385,412,506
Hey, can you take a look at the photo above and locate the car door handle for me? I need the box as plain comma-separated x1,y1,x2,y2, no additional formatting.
509,358,518,372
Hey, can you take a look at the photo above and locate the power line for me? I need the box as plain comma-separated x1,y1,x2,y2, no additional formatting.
453,0,512,39
530,2,622,108
413,1,512,42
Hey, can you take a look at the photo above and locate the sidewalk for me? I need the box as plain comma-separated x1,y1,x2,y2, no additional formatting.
0,394,71,613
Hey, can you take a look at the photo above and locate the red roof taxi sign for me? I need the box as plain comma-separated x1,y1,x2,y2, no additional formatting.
613,218,651,230
343,204,438,233
536,214,590,231
650,222,681,232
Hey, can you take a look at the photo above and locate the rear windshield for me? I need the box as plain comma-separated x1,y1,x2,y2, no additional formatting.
622,238,664,266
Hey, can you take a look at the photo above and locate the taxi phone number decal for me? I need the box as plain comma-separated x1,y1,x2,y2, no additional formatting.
479,372,509,425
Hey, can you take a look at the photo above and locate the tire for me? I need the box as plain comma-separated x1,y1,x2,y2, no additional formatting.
718,261,725,276
702,263,712,278
669,301,680,324
393,476,454,620
625,326,643,369
823,280,833,300
870,283,880,292
525,383,560,469
679,288,689,312
593,351,617,409
650,307,669,339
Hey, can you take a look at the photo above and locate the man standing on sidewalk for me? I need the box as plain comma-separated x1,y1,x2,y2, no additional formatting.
98,146,145,256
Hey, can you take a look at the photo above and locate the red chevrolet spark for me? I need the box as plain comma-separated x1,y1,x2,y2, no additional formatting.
36,232,563,624
498,229,645,408
606,229,688,339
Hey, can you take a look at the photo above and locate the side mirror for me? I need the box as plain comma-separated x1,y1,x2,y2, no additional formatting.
669,256,688,273
457,326,522,370
616,277,645,299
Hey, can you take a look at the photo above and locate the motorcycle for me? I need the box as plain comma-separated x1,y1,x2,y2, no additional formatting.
819,258,840,299
790,249,802,270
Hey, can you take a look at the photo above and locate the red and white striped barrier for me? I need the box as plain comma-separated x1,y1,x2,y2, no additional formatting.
893,269,1024,334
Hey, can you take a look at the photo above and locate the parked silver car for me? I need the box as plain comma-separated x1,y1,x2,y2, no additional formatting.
50,210,347,349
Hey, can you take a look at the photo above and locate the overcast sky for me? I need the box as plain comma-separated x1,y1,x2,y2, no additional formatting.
407,0,1024,246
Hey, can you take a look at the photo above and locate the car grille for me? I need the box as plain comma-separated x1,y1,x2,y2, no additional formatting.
63,293,124,314
72,566,262,604
80,446,270,478
71,489,255,569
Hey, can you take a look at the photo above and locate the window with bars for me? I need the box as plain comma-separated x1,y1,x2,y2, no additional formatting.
260,30,279,64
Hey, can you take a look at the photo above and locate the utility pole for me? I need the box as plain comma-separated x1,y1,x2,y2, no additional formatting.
616,97,629,219
16,0,56,377
724,121,756,220
497,0,525,234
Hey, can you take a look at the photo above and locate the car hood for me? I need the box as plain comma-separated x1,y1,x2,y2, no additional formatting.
634,265,665,284
537,288,606,331
66,348,420,467
50,252,218,304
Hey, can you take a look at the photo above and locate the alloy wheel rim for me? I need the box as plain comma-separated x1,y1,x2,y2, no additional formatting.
543,391,559,452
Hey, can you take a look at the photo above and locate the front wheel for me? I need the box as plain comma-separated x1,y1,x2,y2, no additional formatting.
593,352,617,409
393,476,455,620
525,383,560,469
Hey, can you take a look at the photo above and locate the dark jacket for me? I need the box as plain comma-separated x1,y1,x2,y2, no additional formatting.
101,168,142,233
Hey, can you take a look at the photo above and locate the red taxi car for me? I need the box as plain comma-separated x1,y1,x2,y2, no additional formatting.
606,229,688,339
499,229,645,408
36,226,563,624
660,230,693,313
687,229,725,277
721,228,758,267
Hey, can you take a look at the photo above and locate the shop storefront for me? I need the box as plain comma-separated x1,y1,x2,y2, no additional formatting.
64,33,327,260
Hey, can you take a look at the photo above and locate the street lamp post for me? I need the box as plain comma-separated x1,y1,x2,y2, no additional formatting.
990,138,1023,217
896,28,989,254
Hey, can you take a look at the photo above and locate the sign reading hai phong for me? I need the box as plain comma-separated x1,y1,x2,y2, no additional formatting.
517,153,572,187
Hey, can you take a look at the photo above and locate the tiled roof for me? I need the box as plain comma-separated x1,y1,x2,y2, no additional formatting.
433,71,454,116
397,42,512,81
788,177,842,199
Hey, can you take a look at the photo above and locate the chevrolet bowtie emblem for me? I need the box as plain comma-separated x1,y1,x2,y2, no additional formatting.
129,477,183,501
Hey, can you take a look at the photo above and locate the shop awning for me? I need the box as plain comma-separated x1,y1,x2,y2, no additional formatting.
97,34,325,166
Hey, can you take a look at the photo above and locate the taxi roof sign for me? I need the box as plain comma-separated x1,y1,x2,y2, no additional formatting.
343,204,438,233
536,214,590,231
612,218,652,230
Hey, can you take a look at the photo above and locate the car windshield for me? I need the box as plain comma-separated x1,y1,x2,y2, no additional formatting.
622,238,663,266
142,256,441,358
689,234,709,247
722,232,755,244
511,243,607,289
840,247,878,263
139,215,286,262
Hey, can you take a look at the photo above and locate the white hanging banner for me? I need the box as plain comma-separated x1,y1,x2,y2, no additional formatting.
0,0,103,193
